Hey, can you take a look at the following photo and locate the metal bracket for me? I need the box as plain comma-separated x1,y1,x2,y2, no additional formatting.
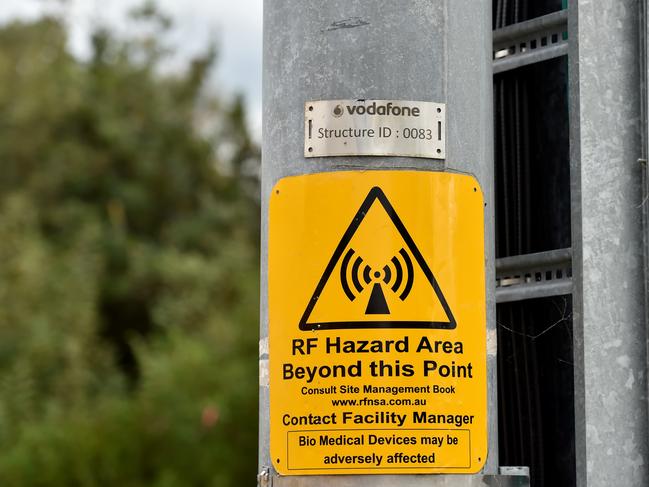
493,10,568,74
270,473,529,486
499,466,530,476
496,248,572,303
258,467,272,487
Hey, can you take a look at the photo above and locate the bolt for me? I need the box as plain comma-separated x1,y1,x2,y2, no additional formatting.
257,468,270,487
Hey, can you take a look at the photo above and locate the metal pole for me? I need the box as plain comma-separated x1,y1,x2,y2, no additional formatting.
642,0,649,438
569,1,649,485
260,1,509,485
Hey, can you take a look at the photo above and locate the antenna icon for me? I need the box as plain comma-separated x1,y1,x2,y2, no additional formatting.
340,247,414,315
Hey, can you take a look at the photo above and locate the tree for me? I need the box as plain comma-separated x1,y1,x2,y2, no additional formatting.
0,7,259,486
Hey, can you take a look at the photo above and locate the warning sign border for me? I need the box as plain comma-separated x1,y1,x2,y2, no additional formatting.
299,186,457,331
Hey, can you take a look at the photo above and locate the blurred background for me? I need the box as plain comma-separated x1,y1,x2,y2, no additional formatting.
0,0,262,485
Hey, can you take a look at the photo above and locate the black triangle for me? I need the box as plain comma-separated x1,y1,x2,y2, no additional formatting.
365,283,390,315
299,186,457,331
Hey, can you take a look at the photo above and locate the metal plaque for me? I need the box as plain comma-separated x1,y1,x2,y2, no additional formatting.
305,100,446,159
269,171,486,475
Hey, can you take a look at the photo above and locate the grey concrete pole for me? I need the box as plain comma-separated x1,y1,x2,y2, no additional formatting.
569,1,649,485
260,1,498,485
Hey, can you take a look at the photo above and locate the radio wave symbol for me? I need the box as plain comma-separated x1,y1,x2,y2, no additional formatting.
340,247,415,315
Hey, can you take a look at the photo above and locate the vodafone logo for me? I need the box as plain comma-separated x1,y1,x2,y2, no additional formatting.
345,101,421,117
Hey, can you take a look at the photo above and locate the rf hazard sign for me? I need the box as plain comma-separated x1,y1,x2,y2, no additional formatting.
268,171,486,475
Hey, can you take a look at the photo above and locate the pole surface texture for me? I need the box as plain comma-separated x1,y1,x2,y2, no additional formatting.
569,1,649,485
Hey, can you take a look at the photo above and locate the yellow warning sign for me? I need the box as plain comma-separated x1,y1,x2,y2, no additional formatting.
269,171,486,475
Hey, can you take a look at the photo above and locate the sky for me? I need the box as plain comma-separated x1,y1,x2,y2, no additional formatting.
0,0,263,139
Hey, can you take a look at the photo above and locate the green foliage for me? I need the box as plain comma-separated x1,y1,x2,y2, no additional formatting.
0,7,259,487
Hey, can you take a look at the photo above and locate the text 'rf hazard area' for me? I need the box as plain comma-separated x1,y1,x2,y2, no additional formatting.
268,171,487,475
285,335,474,469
